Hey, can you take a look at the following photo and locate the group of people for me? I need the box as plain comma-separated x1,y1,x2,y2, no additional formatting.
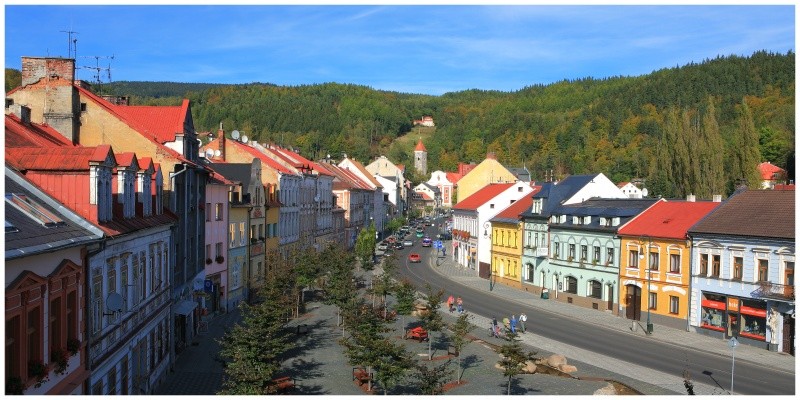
447,295,464,314
491,313,527,338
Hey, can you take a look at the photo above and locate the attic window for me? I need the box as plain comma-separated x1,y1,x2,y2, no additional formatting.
80,103,87,112
490,204,495,209
5,193,64,227
518,186,523,192
5,98,13,108
5,220,19,233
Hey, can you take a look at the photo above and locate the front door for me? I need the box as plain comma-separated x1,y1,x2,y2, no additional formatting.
783,316,794,355
607,285,614,311
625,284,641,320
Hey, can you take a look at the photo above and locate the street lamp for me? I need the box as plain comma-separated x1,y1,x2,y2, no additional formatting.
728,336,738,393
639,235,653,334
484,222,492,291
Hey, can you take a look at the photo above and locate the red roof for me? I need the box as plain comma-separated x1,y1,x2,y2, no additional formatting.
272,146,334,176
617,181,630,188
758,162,786,180
494,196,533,220
414,139,426,152
114,152,138,169
5,114,75,148
137,157,155,173
7,145,114,171
419,192,433,201
618,200,720,239
219,138,295,174
446,171,463,184
453,183,514,211
111,99,188,144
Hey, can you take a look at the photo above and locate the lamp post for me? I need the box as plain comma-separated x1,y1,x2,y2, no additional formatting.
639,235,653,334
484,222,492,291
728,336,738,393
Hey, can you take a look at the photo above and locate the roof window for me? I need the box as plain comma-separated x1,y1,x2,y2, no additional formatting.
5,193,64,227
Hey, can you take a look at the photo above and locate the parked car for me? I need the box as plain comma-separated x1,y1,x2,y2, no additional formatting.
403,239,413,247
422,237,432,247
408,253,421,263
394,242,404,250
377,243,388,252
416,228,424,238
437,232,452,240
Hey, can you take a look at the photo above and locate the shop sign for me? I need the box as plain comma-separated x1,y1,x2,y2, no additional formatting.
727,297,740,312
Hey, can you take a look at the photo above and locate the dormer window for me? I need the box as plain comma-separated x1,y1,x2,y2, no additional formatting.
92,164,114,222
138,170,152,217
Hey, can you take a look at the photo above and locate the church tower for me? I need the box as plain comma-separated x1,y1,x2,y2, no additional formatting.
414,139,427,175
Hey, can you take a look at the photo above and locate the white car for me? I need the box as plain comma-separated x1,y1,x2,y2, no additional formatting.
377,243,388,252
403,239,413,247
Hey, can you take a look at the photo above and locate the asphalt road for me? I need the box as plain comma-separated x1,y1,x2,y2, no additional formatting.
387,217,794,396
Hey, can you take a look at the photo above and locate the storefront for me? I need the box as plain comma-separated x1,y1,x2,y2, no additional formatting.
700,292,768,348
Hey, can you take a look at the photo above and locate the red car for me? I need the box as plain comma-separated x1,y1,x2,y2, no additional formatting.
408,253,421,263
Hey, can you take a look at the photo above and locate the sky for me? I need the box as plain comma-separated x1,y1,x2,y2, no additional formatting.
3,3,795,96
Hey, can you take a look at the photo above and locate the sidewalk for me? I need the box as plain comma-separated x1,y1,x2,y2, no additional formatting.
430,256,795,394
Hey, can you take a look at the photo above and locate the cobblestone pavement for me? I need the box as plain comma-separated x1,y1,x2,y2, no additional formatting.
156,258,794,395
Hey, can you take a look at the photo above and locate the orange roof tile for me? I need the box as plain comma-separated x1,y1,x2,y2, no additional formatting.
618,200,720,239
453,183,514,211
8,145,114,171
5,114,75,148
111,99,188,144
114,152,138,169
414,139,426,152
758,162,786,180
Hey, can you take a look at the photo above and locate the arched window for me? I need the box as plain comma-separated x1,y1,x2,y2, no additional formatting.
565,276,578,294
588,280,603,299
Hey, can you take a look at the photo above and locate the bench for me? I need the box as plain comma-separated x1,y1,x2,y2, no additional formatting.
447,345,459,357
268,376,296,393
352,367,372,386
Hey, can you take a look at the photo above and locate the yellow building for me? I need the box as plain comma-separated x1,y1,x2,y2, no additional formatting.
489,197,533,289
456,153,517,203
617,201,720,331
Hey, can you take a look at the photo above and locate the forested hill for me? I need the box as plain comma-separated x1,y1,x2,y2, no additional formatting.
6,51,794,198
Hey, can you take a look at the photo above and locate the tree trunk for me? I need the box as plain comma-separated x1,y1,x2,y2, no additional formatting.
428,336,433,360
456,354,461,384
507,376,512,395
368,366,373,392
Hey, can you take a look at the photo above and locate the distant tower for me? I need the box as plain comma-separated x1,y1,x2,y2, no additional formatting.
414,139,427,175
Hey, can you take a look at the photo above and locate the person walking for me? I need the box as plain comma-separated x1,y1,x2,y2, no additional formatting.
447,295,454,313
491,317,499,337
510,314,518,334
519,312,527,333
456,296,463,314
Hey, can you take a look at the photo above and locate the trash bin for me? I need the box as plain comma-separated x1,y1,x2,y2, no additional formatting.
541,289,549,299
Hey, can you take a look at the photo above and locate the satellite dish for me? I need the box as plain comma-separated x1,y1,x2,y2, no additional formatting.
205,149,214,159
105,292,123,313
241,135,248,143
642,188,649,197
231,130,240,140
214,149,221,157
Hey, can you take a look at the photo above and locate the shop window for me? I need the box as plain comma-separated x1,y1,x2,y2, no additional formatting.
589,281,602,299
669,254,680,273
669,296,679,314
733,256,743,281
758,259,769,282
699,254,708,275
648,292,657,310
565,276,578,294
701,294,726,331
739,300,767,339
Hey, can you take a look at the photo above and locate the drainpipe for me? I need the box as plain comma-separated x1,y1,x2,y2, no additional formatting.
686,235,694,332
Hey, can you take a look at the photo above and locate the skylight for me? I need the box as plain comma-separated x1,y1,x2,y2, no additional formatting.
5,220,19,233
5,193,64,227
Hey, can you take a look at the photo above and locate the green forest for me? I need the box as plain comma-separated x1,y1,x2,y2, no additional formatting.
6,51,794,198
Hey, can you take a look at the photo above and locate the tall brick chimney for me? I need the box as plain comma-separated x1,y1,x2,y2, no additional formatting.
218,122,226,161
20,57,79,144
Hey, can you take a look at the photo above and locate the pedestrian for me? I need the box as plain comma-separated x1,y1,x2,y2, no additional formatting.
456,296,463,314
447,295,454,313
510,314,517,334
491,317,499,337
519,312,527,333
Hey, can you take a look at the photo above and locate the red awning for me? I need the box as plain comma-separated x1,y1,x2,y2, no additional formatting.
740,305,767,318
701,299,726,310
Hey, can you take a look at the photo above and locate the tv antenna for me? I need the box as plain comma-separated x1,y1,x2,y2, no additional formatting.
60,29,78,59
78,55,115,87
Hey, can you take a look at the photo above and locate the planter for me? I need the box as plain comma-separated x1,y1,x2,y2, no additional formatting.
27,360,49,387
51,348,69,375
216,256,225,264
206,258,213,265
66,338,80,356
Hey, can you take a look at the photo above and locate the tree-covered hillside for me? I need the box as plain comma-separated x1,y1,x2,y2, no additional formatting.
6,51,793,197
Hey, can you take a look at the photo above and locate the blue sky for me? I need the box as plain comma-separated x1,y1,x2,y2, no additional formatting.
4,4,795,95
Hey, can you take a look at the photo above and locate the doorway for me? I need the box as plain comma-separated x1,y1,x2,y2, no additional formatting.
783,316,794,355
625,284,641,320
607,285,614,311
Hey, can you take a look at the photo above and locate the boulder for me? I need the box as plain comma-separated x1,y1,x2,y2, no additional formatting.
546,354,567,368
522,360,538,374
558,364,577,373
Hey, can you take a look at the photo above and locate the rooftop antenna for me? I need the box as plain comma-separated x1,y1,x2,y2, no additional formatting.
78,54,115,90
60,29,78,59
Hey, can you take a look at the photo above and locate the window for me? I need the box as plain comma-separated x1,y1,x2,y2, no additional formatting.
149,247,157,293
206,203,211,221
669,296,679,314
629,250,639,268
786,261,794,286
712,255,720,277
120,256,129,312
553,241,560,259
589,281,602,299
565,276,578,294
27,307,41,367
50,297,63,351
649,251,659,271
5,193,64,227
239,222,246,246
92,272,103,332
66,291,77,342
568,244,575,260
669,254,680,273
107,366,117,394
580,245,587,261
216,242,223,258
229,224,236,247
215,203,223,220
120,356,129,395
593,246,601,263
6,316,20,378
606,248,614,265
206,244,211,260
733,256,743,280
700,254,708,275
758,259,769,282
648,292,657,310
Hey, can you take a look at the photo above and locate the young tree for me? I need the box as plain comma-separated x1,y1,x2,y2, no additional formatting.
497,330,536,395
371,337,415,395
419,285,445,360
355,223,378,271
217,277,294,394
320,244,357,330
412,359,452,395
448,312,475,384
292,248,322,315
394,279,417,334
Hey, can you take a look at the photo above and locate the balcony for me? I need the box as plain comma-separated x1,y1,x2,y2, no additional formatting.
751,282,795,301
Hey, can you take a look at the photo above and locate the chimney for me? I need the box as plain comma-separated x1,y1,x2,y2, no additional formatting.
686,194,696,202
8,104,31,124
712,194,722,202
20,57,79,144
218,122,225,161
